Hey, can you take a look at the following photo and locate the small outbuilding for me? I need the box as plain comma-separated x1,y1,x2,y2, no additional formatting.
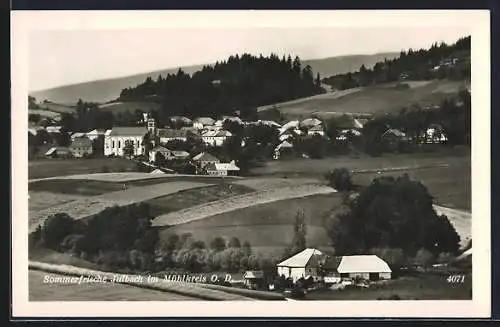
243,270,265,290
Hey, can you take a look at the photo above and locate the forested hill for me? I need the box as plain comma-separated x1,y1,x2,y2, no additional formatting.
323,36,471,90
118,54,325,120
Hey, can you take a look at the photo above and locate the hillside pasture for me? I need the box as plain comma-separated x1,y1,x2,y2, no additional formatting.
99,101,161,114
152,184,336,228
28,109,62,120
36,102,76,114
29,158,139,179
351,162,471,211
161,193,342,258
29,192,87,213
29,179,126,195
145,183,254,217
252,150,469,178
30,172,242,183
258,79,466,119
231,177,322,190
29,181,211,233
433,205,471,248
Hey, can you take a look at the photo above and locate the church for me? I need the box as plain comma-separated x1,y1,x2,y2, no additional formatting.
104,117,156,157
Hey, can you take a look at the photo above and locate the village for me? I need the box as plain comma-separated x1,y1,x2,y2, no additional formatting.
27,108,468,300
28,108,450,178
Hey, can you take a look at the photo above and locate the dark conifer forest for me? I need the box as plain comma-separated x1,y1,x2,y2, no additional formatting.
118,53,325,121
322,36,470,90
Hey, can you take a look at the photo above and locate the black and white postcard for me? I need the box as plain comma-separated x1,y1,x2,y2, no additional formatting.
11,10,491,318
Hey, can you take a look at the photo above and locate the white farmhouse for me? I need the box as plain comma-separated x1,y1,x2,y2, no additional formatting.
201,130,232,146
193,117,216,130
149,145,173,162
276,248,324,282
104,127,148,157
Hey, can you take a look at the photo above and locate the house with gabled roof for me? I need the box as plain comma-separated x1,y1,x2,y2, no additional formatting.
277,248,324,282
45,146,72,159
192,152,220,169
337,255,392,281
104,126,148,157
149,145,173,162
193,117,216,129
203,160,240,176
158,128,189,143
202,129,232,146
69,136,93,158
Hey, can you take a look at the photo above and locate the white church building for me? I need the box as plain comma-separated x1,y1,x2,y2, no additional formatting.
104,118,156,157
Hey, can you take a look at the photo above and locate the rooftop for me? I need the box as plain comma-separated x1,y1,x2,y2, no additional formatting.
192,152,219,162
109,127,148,137
277,248,323,268
158,128,188,138
337,255,392,274
70,137,92,148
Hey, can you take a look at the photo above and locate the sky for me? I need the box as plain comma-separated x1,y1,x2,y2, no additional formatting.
29,27,471,91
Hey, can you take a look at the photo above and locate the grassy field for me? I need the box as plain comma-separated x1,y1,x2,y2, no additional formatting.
232,177,322,191
29,181,212,233
99,101,161,114
251,150,470,210
36,102,76,114
351,163,471,211
161,193,342,258
305,272,472,300
29,270,200,301
30,172,242,183
29,179,127,195
258,79,466,119
146,183,254,217
29,158,139,179
28,109,62,120
28,175,227,195
29,192,88,215
251,148,470,177
152,184,336,228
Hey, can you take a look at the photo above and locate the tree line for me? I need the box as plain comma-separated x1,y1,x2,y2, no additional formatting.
324,168,461,270
118,53,325,123
361,89,471,155
323,36,470,90
29,202,271,274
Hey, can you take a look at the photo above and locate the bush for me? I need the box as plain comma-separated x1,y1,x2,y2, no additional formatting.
60,234,85,253
325,168,354,191
413,248,435,268
388,294,401,300
100,165,110,173
394,83,410,90
41,213,78,250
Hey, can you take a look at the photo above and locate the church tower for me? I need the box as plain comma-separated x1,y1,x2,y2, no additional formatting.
147,118,157,136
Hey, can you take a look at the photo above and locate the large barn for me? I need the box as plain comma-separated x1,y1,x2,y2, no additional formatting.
336,255,392,281
277,250,392,283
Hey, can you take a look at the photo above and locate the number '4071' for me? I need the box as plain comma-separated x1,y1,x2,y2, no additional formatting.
447,275,466,283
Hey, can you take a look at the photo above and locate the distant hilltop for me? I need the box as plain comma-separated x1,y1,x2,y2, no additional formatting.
30,52,399,104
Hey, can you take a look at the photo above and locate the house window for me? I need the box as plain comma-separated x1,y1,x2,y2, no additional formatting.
118,141,121,148
112,140,115,148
